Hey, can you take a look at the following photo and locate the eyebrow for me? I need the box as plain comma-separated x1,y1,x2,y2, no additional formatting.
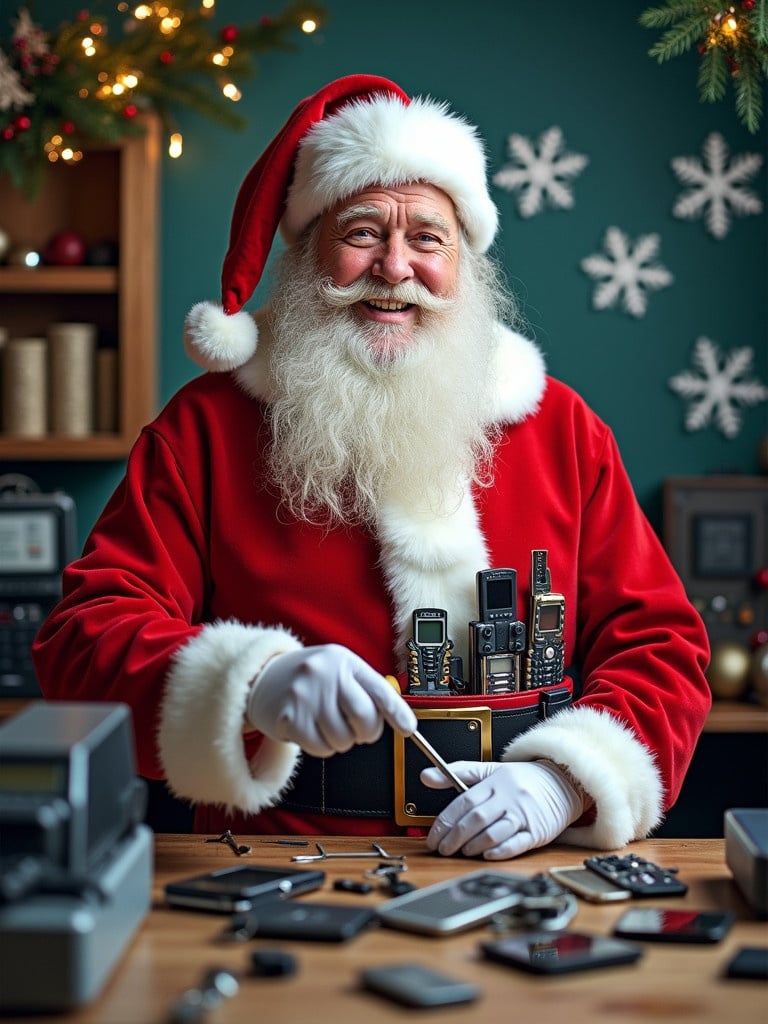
335,204,454,236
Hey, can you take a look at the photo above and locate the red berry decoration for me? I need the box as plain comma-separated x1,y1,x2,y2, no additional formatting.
2,127,15,141
13,115,31,131
742,0,755,9
123,105,138,119
221,25,239,43
160,50,174,64
61,121,75,134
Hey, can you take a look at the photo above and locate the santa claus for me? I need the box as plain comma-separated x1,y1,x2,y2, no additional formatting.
33,75,710,859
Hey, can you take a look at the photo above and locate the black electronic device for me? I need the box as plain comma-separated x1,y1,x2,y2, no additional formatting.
524,550,565,689
165,864,326,913
481,931,643,974
360,963,481,1008
469,568,525,694
725,946,768,980
549,865,632,903
584,855,688,897
613,907,735,944
0,489,76,697
663,476,768,651
376,869,527,935
406,608,453,692
231,900,376,942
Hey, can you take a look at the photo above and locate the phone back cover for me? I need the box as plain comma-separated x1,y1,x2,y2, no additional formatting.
246,901,377,942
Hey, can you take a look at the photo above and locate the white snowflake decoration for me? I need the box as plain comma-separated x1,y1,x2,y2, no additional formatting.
580,226,674,318
492,126,588,218
671,133,763,240
668,337,768,439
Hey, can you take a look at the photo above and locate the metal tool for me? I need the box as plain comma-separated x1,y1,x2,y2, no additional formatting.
291,841,406,863
410,729,469,794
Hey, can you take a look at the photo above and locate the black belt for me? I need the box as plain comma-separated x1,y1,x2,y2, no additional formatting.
277,682,573,825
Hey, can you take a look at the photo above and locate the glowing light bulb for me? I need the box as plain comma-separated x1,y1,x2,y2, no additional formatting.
168,132,183,158
222,82,241,101
212,51,228,66
134,4,152,18
301,18,317,33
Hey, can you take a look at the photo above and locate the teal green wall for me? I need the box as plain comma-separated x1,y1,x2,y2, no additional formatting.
11,1,768,552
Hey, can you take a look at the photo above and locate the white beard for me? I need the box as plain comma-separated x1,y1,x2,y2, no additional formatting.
266,226,512,525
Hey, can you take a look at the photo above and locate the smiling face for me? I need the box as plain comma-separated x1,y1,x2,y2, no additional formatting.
316,183,462,358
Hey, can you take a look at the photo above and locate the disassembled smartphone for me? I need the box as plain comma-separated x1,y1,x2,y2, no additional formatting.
360,963,481,1008
481,931,644,975
549,865,632,903
612,907,735,944
584,854,688,896
164,864,326,913
376,870,528,935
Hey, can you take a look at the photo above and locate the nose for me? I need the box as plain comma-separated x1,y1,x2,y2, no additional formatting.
371,237,414,284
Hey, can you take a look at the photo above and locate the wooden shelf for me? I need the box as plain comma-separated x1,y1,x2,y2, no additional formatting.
0,266,118,292
704,700,768,733
0,117,160,460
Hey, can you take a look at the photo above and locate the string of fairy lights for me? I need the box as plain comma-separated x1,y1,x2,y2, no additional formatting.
0,2,325,196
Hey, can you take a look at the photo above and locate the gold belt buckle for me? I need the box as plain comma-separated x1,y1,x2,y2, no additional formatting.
393,706,492,827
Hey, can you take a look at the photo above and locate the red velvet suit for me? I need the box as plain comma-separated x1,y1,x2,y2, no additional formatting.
33,328,710,847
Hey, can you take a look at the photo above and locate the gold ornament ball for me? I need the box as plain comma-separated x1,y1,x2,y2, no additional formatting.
750,643,768,708
706,641,751,699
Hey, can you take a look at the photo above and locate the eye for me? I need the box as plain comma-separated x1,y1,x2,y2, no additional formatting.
344,225,379,245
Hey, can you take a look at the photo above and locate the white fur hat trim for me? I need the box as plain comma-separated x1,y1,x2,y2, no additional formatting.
282,94,498,253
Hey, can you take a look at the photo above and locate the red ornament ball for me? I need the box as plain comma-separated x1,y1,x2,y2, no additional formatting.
221,25,239,43
742,0,756,10
123,105,138,119
43,230,87,267
2,127,15,141
13,115,31,132
61,120,75,134
160,50,174,64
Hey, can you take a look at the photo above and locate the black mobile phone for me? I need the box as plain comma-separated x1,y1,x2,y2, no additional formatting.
469,568,525,695
406,607,453,692
725,946,768,980
549,866,632,903
235,900,377,942
376,870,527,935
613,908,735,944
360,963,481,1008
164,864,326,913
481,931,644,975
525,550,565,690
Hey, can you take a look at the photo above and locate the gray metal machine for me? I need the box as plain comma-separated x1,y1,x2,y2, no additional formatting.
0,702,153,1011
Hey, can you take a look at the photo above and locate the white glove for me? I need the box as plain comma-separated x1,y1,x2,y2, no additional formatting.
245,644,417,757
421,760,583,860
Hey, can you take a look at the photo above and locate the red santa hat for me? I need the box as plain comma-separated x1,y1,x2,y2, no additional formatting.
184,74,499,372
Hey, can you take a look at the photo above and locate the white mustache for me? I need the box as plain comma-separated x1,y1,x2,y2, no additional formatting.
317,276,455,314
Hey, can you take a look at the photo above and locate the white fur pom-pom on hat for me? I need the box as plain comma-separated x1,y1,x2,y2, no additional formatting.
183,301,258,372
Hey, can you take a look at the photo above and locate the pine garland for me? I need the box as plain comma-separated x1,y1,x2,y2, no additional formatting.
0,3,326,197
639,1,768,133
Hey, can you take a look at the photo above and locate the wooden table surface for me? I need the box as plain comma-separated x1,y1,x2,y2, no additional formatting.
6,835,767,1024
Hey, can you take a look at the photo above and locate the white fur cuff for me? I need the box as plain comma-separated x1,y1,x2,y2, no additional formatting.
502,705,664,849
159,620,303,812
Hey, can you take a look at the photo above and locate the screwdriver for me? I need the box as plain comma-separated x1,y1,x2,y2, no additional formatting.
385,675,469,794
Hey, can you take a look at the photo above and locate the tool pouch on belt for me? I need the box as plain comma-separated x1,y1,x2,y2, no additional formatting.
276,680,573,826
